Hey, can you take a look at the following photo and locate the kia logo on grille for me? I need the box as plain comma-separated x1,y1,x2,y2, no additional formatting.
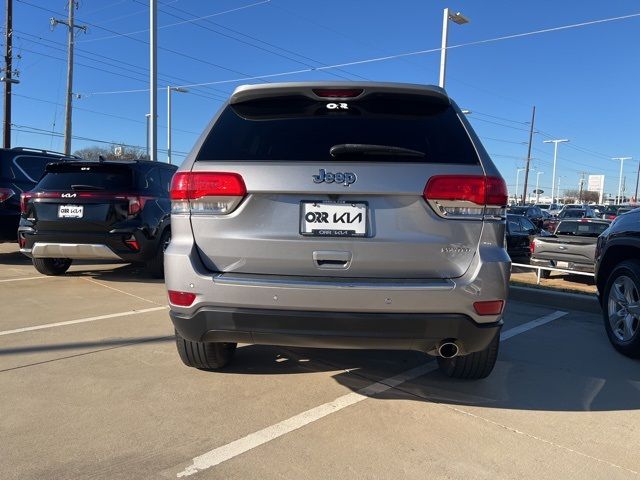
312,169,357,186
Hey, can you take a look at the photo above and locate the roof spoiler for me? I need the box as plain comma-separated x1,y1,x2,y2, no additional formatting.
11,146,81,158
229,81,450,106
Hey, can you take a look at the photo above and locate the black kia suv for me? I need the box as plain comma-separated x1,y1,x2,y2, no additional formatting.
18,159,177,277
595,207,640,357
1,147,80,242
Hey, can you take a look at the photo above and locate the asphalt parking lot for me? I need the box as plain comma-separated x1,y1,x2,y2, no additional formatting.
1,243,639,480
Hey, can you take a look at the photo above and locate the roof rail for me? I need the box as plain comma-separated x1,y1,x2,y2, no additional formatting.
10,146,81,158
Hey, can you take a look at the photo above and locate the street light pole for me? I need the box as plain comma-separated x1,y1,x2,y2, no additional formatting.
613,157,632,204
145,113,151,158
543,139,569,203
439,8,469,89
149,0,157,161
167,86,188,164
535,171,544,204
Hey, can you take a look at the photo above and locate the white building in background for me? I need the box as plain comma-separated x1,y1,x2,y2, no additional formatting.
588,175,605,203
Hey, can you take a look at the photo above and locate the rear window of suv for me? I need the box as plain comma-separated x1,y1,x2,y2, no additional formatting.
557,221,609,236
37,163,134,191
196,94,479,164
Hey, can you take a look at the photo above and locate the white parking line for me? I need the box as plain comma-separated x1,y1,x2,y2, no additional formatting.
0,306,168,337
0,276,54,283
175,310,569,478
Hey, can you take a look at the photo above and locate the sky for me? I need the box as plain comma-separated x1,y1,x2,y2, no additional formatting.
4,0,640,200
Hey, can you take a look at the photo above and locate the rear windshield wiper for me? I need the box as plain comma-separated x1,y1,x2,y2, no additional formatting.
330,144,426,158
70,184,105,191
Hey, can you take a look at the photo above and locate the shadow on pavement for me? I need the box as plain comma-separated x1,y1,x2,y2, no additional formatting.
65,263,165,284
219,341,640,413
0,335,174,356
0,250,30,266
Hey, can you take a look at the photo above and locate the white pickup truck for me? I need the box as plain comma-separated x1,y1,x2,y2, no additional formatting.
530,219,611,278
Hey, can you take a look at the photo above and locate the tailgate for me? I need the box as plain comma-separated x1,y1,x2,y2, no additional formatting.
183,85,504,279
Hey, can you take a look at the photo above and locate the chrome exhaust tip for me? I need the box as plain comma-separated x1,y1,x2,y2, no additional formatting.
438,341,460,359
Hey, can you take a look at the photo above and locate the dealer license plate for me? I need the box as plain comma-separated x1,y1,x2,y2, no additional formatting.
58,205,84,218
300,202,367,237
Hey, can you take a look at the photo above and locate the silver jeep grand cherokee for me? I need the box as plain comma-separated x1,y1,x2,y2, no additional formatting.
166,82,510,379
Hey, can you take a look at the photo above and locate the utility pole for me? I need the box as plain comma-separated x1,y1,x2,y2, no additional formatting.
149,0,158,161
578,172,586,203
2,0,20,148
51,1,86,155
521,106,536,206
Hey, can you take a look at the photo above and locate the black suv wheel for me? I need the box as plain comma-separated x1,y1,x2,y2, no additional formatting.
602,260,640,358
32,257,72,276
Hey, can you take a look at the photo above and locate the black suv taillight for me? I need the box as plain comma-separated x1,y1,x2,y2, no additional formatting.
0,187,15,203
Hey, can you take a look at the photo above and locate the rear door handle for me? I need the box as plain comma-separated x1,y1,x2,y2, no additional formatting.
313,250,352,269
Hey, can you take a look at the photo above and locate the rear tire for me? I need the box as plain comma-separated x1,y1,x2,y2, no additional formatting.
539,270,551,279
437,333,500,379
175,330,237,370
32,257,72,276
146,229,170,279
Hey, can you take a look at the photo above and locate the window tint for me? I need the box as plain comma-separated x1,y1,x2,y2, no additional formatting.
560,209,585,219
557,221,608,237
507,217,523,233
196,96,479,164
159,169,175,196
37,164,134,191
519,217,536,231
13,156,60,182
139,167,162,194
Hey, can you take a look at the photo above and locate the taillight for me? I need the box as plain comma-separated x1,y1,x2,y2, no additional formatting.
20,192,33,214
168,290,196,307
473,300,504,316
530,240,536,254
0,187,15,202
423,175,507,219
170,172,246,215
313,88,364,98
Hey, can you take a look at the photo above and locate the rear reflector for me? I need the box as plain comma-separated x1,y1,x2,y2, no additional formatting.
168,290,196,307
0,187,15,202
530,241,535,254
473,300,504,316
313,88,364,98
170,172,246,215
124,235,140,251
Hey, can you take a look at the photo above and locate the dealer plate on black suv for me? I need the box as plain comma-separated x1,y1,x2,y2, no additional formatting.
300,201,367,237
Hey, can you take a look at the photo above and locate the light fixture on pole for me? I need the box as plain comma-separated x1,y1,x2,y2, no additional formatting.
613,156,632,204
515,167,525,204
535,171,544,204
543,139,569,203
167,86,188,164
439,8,469,89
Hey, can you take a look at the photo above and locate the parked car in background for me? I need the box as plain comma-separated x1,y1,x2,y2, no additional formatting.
506,205,545,228
615,206,636,216
548,204,563,216
531,218,610,278
506,213,550,262
595,209,640,357
601,205,621,220
18,159,177,277
543,207,596,232
0,147,80,242
166,81,510,379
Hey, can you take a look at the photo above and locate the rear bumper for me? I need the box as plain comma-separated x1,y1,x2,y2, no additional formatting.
170,307,502,355
530,257,595,273
18,228,159,262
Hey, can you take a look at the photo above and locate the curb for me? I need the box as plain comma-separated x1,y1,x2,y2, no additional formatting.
509,285,601,314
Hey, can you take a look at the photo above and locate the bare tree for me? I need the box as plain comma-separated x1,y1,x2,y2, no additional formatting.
563,189,599,203
73,144,148,161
